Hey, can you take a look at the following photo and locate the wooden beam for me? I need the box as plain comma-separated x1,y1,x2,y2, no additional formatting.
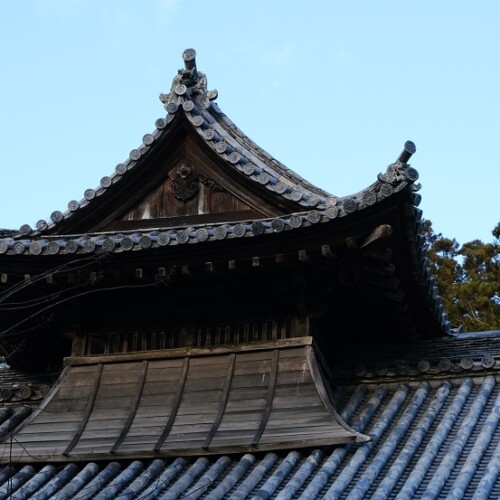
363,247,393,263
360,284,405,302
321,245,337,259
110,360,149,454
65,337,313,366
360,224,393,248
63,363,103,456
252,256,263,268
252,349,279,446
363,275,401,291
154,357,190,452
298,249,309,264
299,249,316,266
181,264,193,277
361,262,396,277
203,353,236,449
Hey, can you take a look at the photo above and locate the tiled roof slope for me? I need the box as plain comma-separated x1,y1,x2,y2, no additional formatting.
1,374,500,498
2,331,500,498
0,181,420,257
0,365,54,407
331,330,500,382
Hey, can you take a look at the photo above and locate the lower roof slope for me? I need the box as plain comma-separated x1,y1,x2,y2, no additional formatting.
1,372,500,499
0,339,365,463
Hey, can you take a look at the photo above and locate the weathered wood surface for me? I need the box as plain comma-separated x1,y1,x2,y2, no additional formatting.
119,136,262,223
0,341,367,462
66,337,313,366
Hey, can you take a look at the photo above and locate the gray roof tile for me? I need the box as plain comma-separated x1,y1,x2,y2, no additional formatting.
5,50,418,240
1,374,500,498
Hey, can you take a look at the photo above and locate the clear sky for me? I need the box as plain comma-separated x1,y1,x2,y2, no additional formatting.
0,1,498,245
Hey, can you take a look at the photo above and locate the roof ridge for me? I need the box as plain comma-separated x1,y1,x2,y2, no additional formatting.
8,49,418,240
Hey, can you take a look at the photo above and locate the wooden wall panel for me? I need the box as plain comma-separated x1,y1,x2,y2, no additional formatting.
120,162,254,222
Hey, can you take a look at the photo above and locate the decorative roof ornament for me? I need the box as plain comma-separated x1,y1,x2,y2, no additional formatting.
378,140,419,185
160,48,218,112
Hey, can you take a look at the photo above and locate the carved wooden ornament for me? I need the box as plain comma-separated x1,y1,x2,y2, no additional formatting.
168,163,199,201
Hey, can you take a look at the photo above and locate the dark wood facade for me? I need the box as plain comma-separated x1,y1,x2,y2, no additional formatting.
0,49,451,463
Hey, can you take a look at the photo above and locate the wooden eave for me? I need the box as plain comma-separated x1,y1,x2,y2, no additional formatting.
0,338,368,463
2,369,500,498
0,179,448,317
0,155,424,262
0,186,448,376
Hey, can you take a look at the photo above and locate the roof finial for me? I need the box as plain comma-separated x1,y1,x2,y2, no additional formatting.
398,140,416,163
377,140,419,185
182,48,197,71
160,48,218,112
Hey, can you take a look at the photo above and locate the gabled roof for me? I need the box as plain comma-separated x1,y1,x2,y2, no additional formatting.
6,48,418,241
11,49,335,239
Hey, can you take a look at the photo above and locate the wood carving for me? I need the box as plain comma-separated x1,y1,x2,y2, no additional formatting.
198,173,224,192
167,162,225,203
168,163,199,201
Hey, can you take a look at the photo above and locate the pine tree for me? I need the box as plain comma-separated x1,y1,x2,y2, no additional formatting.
423,220,500,332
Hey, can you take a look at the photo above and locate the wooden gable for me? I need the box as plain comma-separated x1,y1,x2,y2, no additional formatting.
38,111,306,236
28,49,332,238
101,132,270,233
120,137,254,220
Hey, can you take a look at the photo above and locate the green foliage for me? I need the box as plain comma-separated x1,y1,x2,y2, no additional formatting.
423,220,500,332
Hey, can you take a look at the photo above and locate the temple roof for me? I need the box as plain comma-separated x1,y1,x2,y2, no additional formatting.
1,331,500,498
0,48,497,499
6,49,332,239
1,49,419,242
0,49,451,365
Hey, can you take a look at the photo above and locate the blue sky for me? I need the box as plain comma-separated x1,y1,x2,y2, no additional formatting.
0,1,498,245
